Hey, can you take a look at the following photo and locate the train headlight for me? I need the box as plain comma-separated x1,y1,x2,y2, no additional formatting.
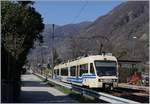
98,79,103,82
113,79,117,82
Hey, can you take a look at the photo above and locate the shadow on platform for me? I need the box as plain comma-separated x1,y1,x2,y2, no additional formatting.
22,81,49,87
20,91,77,103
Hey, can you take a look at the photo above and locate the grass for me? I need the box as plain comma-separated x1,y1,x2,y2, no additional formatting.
55,85,72,94
52,84,100,103
35,74,100,103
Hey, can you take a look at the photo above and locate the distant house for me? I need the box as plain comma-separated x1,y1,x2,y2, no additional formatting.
118,60,142,69
117,60,142,83
118,60,148,72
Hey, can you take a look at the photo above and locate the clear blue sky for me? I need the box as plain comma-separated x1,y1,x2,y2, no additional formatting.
33,1,125,26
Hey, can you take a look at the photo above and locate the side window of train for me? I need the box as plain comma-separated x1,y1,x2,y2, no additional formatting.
70,66,76,76
61,68,68,76
90,63,95,73
57,69,59,75
80,64,88,76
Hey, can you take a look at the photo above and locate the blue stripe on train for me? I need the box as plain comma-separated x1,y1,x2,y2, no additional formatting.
71,80,82,83
82,73,96,76
82,73,96,78
67,77,96,84
83,76,96,78
67,74,96,80
60,73,97,83
54,76,61,80
67,77,82,83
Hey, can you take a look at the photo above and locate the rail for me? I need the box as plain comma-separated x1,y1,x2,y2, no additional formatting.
34,73,140,104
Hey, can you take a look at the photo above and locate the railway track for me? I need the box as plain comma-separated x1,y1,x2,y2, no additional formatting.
34,73,149,103
93,87,149,103
111,88,149,103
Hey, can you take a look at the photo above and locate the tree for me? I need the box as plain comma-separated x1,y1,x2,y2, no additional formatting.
53,48,62,66
69,37,84,59
1,1,44,102
18,1,34,7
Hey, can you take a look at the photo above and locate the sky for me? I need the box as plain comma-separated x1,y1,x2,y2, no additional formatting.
33,0,125,26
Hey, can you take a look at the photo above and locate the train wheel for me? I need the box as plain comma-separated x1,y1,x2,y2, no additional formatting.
83,85,89,88
102,83,113,91
102,83,106,91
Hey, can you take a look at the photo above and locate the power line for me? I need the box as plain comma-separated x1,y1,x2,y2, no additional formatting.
50,1,109,41
53,1,89,39
68,0,88,37
71,0,88,24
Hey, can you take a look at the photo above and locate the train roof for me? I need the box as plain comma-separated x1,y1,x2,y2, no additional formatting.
54,55,117,69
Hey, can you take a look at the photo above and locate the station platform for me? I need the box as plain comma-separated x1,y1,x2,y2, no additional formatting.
20,73,78,103
118,83,149,92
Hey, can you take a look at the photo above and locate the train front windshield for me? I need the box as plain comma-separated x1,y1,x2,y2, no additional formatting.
94,61,117,76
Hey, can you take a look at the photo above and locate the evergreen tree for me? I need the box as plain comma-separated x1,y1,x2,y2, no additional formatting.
1,1,44,102
53,48,62,66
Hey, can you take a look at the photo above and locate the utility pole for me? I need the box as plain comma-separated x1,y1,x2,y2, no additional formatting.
99,43,103,55
132,36,137,57
51,24,54,78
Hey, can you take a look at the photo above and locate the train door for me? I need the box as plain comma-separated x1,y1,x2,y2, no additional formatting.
54,69,57,78
68,67,70,77
88,63,90,74
77,65,80,78
59,68,61,76
57,69,59,76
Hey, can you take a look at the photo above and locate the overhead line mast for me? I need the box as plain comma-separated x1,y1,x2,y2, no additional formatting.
71,1,88,24
51,24,54,78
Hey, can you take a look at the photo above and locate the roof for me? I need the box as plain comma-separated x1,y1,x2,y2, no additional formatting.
54,55,117,69
118,60,142,63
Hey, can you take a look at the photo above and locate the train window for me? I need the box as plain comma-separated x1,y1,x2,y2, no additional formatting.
61,68,68,76
80,64,88,76
54,70,56,74
70,66,76,76
57,69,59,75
90,63,95,73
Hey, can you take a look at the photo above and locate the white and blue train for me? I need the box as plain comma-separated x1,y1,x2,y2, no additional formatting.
54,54,118,89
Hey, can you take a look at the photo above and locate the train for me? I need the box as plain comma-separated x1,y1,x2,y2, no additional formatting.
54,53,118,90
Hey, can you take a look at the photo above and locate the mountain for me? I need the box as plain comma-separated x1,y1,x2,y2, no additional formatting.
27,21,92,64
28,1,149,66
77,1,149,61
